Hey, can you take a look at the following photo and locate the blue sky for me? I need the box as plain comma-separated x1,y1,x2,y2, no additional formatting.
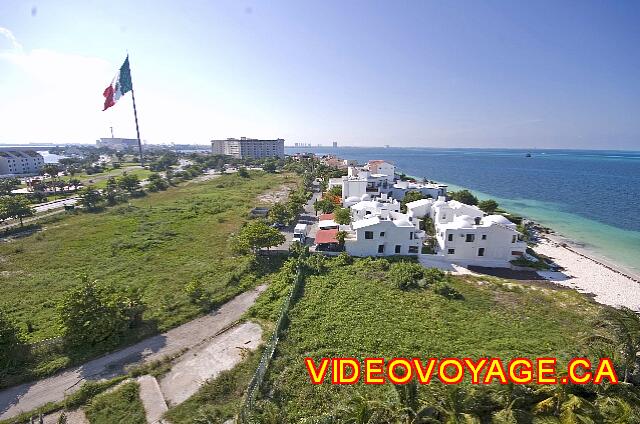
1,0,639,149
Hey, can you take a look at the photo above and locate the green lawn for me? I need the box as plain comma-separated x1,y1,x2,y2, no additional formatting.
249,257,604,422
61,166,154,189
0,171,298,386
84,381,146,424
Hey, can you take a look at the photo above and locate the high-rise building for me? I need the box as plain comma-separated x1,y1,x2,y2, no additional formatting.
210,137,285,159
332,141,338,148
0,148,45,176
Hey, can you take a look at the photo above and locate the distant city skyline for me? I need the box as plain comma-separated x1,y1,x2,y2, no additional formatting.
1,1,639,150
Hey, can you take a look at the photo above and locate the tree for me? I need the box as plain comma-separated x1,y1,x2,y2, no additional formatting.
42,164,60,179
0,195,34,226
233,221,285,254
400,191,425,213
591,306,640,383
0,309,24,369
0,177,20,195
263,161,277,173
78,186,104,211
314,198,335,214
327,185,342,197
238,167,250,178
478,199,499,214
57,277,145,346
146,173,168,192
449,189,479,205
334,207,351,225
117,174,141,192
269,202,291,225
67,178,82,191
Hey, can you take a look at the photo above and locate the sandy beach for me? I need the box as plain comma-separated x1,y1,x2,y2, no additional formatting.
533,235,640,310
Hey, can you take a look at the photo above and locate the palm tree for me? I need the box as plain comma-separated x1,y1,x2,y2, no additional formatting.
590,306,640,383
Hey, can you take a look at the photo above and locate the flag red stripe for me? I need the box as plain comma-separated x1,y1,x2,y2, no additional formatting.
103,85,115,111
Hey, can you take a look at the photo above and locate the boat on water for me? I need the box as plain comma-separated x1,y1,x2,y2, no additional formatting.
525,152,532,158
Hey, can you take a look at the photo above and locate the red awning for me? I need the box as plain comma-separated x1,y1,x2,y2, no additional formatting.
315,229,339,244
319,213,335,221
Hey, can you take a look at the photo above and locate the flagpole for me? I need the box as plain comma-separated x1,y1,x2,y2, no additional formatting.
128,55,144,166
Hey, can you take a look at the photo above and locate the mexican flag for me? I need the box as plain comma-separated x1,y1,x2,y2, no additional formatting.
102,56,132,111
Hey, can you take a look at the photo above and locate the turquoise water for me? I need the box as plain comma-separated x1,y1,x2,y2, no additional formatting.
287,147,640,274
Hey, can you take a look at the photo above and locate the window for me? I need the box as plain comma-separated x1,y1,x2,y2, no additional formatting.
478,248,485,257
378,244,385,253
410,232,413,240
408,246,418,254
395,245,401,254
365,231,373,239
466,234,475,242
512,235,517,243
481,234,487,240
380,232,385,237
474,217,481,225
442,214,446,220
447,233,453,242
511,251,523,256
447,248,455,255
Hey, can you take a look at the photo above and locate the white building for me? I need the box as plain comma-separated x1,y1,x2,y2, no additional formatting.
435,214,527,264
405,196,527,266
210,137,285,159
365,160,395,182
350,195,401,221
344,211,424,257
0,149,45,176
389,181,448,202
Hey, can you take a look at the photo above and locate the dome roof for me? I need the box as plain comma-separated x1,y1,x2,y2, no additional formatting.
394,217,413,227
360,193,371,200
453,214,474,228
484,214,512,225
433,200,446,207
346,196,361,203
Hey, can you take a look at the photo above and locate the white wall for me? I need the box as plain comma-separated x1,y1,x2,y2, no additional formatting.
436,225,527,261
346,220,422,256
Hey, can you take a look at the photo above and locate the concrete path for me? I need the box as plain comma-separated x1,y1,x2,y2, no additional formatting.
42,409,88,424
137,375,168,424
159,322,263,406
0,286,266,420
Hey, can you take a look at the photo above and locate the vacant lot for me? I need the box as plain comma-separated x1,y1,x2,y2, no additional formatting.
0,171,298,384
250,257,605,422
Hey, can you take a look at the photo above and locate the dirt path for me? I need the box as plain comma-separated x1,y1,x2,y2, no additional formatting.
0,286,266,420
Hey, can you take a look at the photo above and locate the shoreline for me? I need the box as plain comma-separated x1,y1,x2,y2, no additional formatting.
532,231,640,310
399,172,639,282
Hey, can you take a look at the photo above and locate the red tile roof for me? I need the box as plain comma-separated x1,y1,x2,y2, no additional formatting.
319,213,335,221
315,229,339,244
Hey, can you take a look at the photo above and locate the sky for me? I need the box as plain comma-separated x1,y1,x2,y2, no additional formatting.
1,0,639,149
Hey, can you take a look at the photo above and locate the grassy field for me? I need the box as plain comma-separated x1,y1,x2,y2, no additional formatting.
61,166,154,189
0,171,298,385
84,381,146,424
247,257,605,422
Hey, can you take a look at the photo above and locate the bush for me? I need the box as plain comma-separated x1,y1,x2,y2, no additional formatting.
433,281,464,299
388,262,425,290
57,277,147,347
0,309,25,369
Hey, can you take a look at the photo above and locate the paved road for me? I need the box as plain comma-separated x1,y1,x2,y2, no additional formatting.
274,189,321,251
0,286,266,420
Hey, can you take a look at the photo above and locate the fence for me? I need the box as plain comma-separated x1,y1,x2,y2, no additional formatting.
239,263,304,423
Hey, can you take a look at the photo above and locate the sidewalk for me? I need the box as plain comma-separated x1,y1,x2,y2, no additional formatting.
0,286,266,420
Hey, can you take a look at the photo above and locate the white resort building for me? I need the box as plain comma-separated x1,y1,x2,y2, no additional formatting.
314,158,527,267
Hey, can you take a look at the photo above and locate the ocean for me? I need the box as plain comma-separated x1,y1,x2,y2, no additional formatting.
287,147,640,275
